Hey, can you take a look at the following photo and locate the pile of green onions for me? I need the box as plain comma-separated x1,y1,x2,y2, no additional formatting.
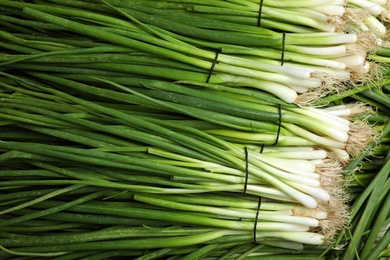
0,0,381,103
0,0,388,259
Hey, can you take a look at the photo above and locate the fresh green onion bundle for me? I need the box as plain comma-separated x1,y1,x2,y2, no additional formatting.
0,185,336,259
0,71,362,257
0,0,378,104
0,72,357,207
1,70,378,161
71,0,347,33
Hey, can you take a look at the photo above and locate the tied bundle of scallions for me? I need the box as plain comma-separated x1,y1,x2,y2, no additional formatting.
0,0,381,104
0,70,370,257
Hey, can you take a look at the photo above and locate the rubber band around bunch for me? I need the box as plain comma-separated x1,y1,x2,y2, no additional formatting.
273,104,282,145
206,48,221,83
280,32,286,66
253,196,262,243
243,147,249,194
259,144,265,153
257,0,265,27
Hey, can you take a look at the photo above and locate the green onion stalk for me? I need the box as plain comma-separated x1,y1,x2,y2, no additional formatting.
0,0,378,104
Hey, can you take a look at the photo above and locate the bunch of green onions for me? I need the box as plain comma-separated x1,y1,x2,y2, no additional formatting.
0,69,362,257
0,0,379,104
0,0,387,259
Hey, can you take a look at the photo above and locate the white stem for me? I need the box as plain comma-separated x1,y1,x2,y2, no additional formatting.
246,185,293,201
249,167,319,208
263,0,335,7
359,62,371,74
290,114,350,144
257,214,320,227
287,32,358,44
364,15,387,36
306,107,351,127
259,240,304,250
329,0,347,4
262,150,328,160
284,78,323,89
214,75,298,103
219,54,312,79
262,6,335,32
370,0,387,5
358,21,371,32
323,104,349,110
286,181,331,202
255,154,320,178
260,209,293,215
226,77,298,103
348,0,384,15
255,231,325,245
264,147,315,152
311,159,325,165
300,61,347,71
288,85,309,93
250,157,321,187
325,108,353,116
253,48,350,71
260,202,301,211
289,8,329,22
282,123,346,149
290,106,351,136
311,5,346,16
332,54,367,68
254,222,310,232
287,60,347,72
284,45,347,56
329,147,350,162
281,62,351,81
270,158,318,173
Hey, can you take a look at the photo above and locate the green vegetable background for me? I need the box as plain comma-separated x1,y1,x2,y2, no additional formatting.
0,1,389,259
